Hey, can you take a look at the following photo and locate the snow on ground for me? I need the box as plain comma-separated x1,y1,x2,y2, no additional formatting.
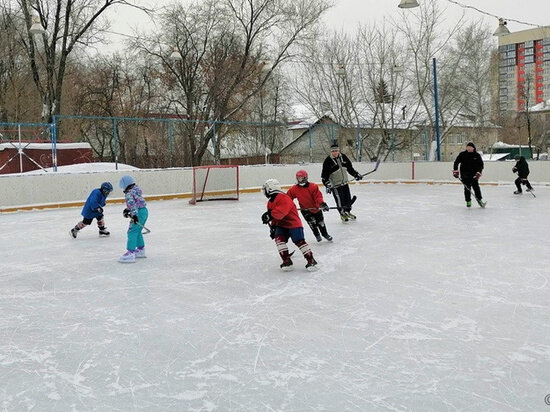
2,183,550,410
18,162,138,175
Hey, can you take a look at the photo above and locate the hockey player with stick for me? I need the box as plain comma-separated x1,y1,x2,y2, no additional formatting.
287,170,333,242
261,179,318,271
321,143,362,222
118,175,149,263
70,182,113,238
452,142,486,208
512,155,534,195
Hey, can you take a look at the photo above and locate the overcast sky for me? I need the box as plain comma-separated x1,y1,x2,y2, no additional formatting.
104,0,547,52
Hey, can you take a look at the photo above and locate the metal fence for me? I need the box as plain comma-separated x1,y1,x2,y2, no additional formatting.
1,115,426,173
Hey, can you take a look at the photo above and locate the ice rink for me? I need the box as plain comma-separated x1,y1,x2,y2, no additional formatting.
2,182,550,411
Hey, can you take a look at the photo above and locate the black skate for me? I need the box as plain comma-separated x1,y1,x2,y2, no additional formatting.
315,234,322,242
513,190,522,195
340,213,349,223
305,257,318,272
323,234,333,242
476,198,487,208
280,259,294,272
346,211,356,220
70,228,78,239
99,228,110,237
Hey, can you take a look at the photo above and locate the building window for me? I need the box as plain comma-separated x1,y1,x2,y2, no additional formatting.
448,133,466,144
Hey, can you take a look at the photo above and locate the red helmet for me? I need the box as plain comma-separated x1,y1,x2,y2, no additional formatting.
296,169,308,185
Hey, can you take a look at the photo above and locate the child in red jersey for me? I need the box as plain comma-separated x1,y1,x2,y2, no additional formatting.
287,170,333,242
261,178,318,272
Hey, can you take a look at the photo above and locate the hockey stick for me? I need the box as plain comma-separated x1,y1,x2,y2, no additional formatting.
360,159,381,178
135,222,151,235
299,195,357,212
514,173,536,197
328,161,381,192
458,177,486,208
298,206,340,211
125,216,151,234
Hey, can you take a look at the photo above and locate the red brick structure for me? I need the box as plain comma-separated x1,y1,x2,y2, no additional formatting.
0,142,93,174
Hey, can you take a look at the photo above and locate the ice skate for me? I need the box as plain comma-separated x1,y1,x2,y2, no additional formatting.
305,256,318,272
98,227,110,237
322,234,333,242
315,234,322,242
513,190,522,195
70,227,78,238
476,198,487,208
466,201,471,208
135,247,147,258
118,250,136,263
280,259,294,272
340,213,349,222
346,211,356,220
526,187,534,192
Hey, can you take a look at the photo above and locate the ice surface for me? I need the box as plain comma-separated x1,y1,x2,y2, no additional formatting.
2,183,550,410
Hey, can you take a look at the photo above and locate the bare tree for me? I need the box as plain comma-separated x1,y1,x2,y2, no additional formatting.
395,0,467,158
136,0,329,166
292,22,413,161
10,0,149,123
0,2,38,121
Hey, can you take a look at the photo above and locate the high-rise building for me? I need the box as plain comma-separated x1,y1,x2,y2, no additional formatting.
498,27,550,113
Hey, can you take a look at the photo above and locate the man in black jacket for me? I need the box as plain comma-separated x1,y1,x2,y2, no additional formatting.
321,143,362,221
452,142,486,208
512,155,534,194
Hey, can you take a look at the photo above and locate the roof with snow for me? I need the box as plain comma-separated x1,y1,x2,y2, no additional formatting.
0,142,91,151
529,99,550,112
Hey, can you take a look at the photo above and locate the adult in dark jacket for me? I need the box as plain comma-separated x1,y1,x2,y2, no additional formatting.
321,143,362,222
512,155,534,194
452,142,486,208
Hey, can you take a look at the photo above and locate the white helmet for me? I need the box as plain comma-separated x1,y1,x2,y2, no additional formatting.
262,179,282,197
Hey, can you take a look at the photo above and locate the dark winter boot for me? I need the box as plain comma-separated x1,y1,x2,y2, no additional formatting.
99,226,110,237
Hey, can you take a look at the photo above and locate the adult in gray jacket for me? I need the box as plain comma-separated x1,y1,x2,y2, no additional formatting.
321,143,362,222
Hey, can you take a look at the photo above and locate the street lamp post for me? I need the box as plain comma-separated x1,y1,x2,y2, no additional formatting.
432,57,442,161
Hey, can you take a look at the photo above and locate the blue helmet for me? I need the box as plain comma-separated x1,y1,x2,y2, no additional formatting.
100,182,113,196
119,175,135,190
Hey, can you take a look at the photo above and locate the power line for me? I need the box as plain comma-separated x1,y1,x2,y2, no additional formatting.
445,0,540,28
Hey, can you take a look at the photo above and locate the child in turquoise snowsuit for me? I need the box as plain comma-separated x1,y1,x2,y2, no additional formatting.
118,175,149,263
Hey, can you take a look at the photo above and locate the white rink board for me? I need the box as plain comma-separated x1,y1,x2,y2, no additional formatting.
2,160,550,209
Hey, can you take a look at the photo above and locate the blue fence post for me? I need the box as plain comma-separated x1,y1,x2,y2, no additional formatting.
168,120,174,167
112,118,119,170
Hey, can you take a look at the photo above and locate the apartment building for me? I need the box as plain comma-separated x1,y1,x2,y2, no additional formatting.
498,27,550,113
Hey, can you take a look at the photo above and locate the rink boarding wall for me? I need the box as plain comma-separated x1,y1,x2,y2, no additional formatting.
1,161,550,212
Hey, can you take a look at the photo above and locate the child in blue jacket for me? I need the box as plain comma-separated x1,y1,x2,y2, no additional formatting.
70,182,113,238
118,175,149,263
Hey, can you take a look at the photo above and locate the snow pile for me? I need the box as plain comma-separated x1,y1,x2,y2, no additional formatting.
21,162,138,175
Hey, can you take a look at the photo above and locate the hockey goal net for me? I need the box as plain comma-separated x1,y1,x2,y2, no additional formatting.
189,165,239,204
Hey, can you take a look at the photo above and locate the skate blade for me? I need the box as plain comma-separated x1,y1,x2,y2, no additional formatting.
281,266,294,272
306,265,319,272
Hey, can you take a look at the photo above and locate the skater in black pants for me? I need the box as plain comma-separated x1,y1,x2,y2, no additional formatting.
452,142,486,208
321,143,362,222
512,155,534,194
